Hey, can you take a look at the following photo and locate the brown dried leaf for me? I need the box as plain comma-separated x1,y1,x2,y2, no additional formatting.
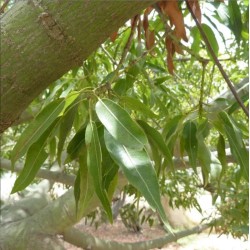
160,0,188,41
143,13,149,33
187,0,202,24
165,36,175,74
144,6,154,16
145,29,155,50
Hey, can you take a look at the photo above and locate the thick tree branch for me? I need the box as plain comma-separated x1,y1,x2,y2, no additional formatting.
186,0,249,118
62,220,215,250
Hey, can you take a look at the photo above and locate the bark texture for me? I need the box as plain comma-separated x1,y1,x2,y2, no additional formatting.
0,0,156,133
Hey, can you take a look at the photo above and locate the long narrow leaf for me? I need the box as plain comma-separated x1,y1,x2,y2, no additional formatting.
85,122,113,222
75,154,95,219
138,120,173,168
96,98,147,150
119,96,158,118
104,130,173,234
182,121,198,172
219,112,249,181
11,99,65,164
66,125,86,162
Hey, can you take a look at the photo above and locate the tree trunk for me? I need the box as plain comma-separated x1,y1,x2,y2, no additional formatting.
0,0,156,133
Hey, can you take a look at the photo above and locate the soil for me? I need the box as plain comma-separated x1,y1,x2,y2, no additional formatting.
61,218,249,250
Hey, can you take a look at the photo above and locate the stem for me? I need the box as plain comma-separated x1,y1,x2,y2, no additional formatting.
186,0,249,118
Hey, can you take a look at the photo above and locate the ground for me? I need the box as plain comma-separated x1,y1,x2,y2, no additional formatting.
61,218,249,250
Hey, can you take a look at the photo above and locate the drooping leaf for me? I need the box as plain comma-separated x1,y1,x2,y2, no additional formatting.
10,120,59,193
163,115,183,152
219,112,249,181
95,98,147,150
11,98,65,165
217,133,227,181
228,0,243,43
138,120,173,168
85,122,113,222
119,96,158,119
159,1,187,41
57,98,79,165
182,121,198,172
202,24,219,58
197,133,211,186
104,130,173,234
75,154,95,219
74,169,81,213
66,125,86,162
97,125,119,194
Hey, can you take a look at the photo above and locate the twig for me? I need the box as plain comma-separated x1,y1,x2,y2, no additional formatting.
186,0,249,118
0,0,10,14
116,15,140,73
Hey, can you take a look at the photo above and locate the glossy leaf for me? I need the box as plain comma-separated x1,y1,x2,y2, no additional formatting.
182,121,198,171
217,133,227,180
197,134,211,186
75,154,95,219
97,125,119,193
96,98,147,150
119,96,158,118
219,112,249,181
66,126,86,162
85,122,113,222
203,24,219,57
57,99,78,164
228,0,243,43
138,120,173,168
104,130,173,234
11,98,65,165
10,122,57,193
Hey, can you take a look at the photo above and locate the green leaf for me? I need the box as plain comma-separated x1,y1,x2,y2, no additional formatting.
182,121,198,172
11,98,65,164
57,99,78,164
96,98,147,150
104,130,173,234
11,123,58,193
74,169,81,213
138,120,173,168
66,125,86,162
219,112,249,181
97,125,119,193
201,24,219,58
197,134,211,186
228,0,243,43
75,154,95,219
217,134,227,180
85,122,113,222
119,96,158,119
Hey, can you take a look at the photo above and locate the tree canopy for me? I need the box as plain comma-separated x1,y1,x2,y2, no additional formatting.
0,0,249,249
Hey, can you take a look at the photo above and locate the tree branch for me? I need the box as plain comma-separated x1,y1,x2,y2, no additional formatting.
62,219,216,250
0,158,75,186
186,0,249,118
